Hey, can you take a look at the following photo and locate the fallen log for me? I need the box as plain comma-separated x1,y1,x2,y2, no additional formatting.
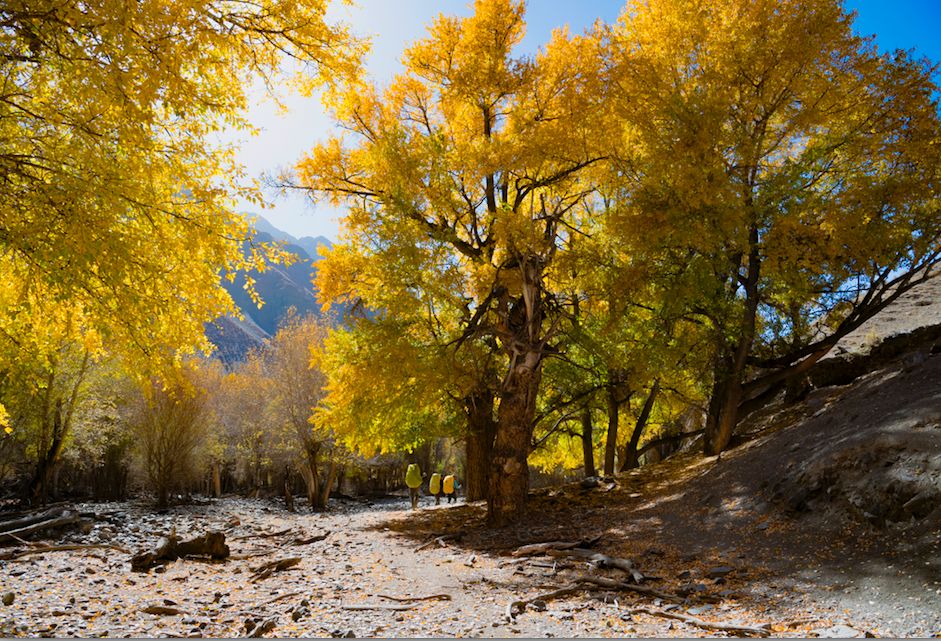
0,510,81,544
131,531,229,572
511,535,601,557
546,548,645,583
631,607,771,637
0,508,69,532
251,556,301,582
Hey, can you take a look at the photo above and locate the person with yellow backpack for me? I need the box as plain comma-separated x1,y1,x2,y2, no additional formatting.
405,463,422,510
429,472,442,505
443,473,457,504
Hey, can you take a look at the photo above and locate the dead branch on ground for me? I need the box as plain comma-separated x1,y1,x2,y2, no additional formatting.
630,607,770,637
251,556,301,582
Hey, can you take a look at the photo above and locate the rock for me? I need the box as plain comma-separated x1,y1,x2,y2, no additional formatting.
530,600,547,611
902,492,935,519
814,624,866,638
677,583,708,596
705,566,735,579
580,477,601,489
687,605,713,616
2,592,14,606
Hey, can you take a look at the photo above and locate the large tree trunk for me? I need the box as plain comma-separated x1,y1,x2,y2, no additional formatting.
603,388,618,476
211,462,222,498
300,442,321,511
315,459,338,509
704,223,761,456
31,400,70,505
580,407,596,478
488,349,542,526
464,389,496,502
620,380,660,471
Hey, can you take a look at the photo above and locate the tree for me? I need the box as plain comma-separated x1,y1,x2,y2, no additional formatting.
607,0,941,454
299,0,606,524
0,0,364,424
266,312,340,510
127,367,214,509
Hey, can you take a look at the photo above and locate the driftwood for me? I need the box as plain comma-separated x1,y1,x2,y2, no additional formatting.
631,607,771,637
546,548,645,583
251,556,301,582
0,543,129,561
375,593,452,603
233,528,294,541
416,533,460,552
0,508,70,532
511,535,601,557
292,531,330,546
0,509,81,544
230,548,279,560
131,531,230,572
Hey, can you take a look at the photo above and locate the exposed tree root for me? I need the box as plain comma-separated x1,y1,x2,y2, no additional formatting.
505,574,679,620
545,548,645,583
630,607,771,637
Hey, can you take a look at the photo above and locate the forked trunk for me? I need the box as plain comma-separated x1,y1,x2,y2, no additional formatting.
621,380,660,471
705,222,761,456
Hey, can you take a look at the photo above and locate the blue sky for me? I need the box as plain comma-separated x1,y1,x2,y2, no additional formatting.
234,0,941,241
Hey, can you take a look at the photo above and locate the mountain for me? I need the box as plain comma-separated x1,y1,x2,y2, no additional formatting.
205,215,335,363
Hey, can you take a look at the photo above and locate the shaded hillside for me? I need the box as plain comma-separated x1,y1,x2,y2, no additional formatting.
372,276,941,637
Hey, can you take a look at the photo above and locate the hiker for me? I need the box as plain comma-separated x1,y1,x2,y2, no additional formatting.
405,463,422,510
429,472,442,505
443,473,457,504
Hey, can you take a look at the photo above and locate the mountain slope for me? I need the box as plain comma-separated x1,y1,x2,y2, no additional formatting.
206,215,334,363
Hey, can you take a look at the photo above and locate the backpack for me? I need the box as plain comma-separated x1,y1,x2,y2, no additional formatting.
429,473,442,494
443,474,455,494
405,464,422,489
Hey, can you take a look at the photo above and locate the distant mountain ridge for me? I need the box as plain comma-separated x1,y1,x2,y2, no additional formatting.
204,215,334,363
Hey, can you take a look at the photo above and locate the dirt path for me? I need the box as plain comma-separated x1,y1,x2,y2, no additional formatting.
0,495,779,638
